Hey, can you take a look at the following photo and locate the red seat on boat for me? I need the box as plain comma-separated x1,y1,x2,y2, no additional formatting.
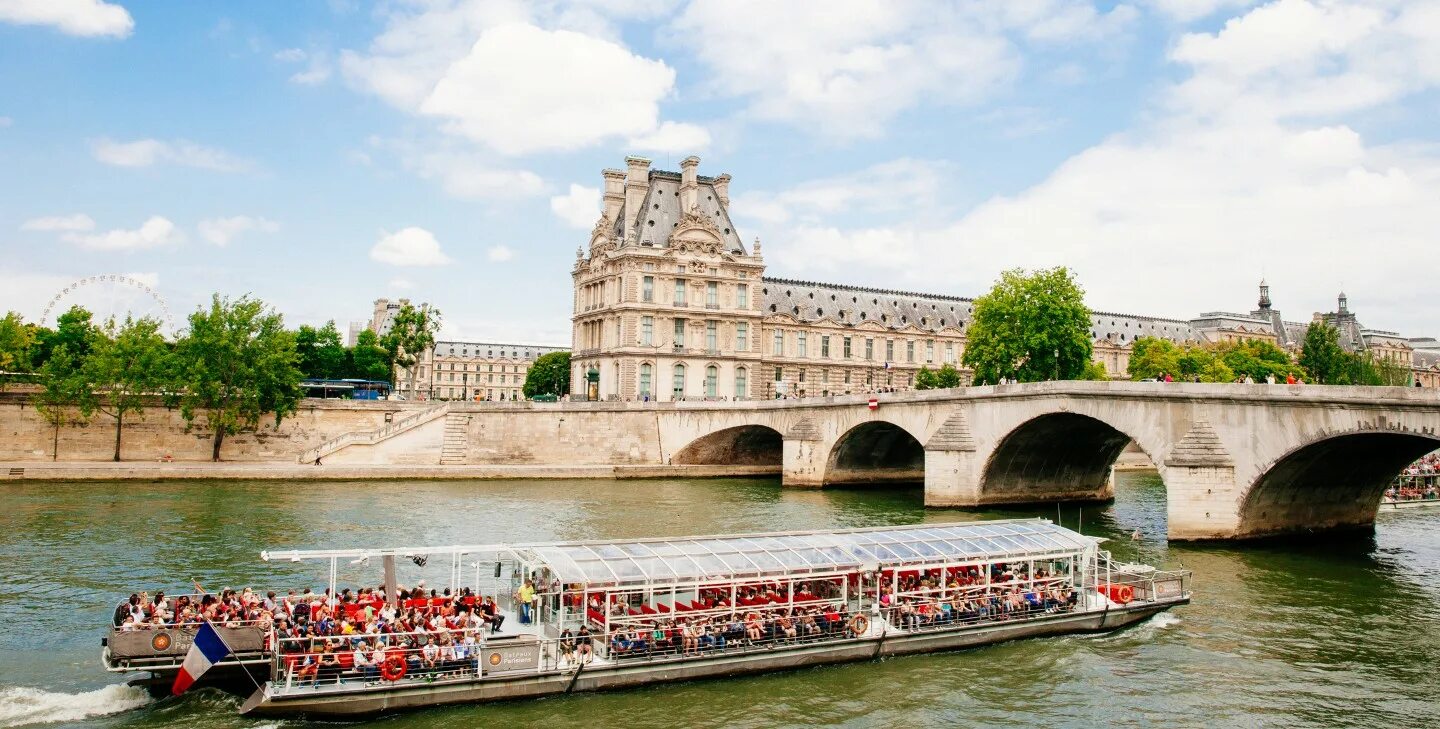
657,604,670,613
337,651,355,670
641,605,657,615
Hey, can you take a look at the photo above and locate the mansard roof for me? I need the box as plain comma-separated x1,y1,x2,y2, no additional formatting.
757,276,1204,344
760,277,975,333
615,169,748,255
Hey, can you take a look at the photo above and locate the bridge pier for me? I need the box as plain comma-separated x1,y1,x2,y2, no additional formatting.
780,418,825,487
922,411,980,506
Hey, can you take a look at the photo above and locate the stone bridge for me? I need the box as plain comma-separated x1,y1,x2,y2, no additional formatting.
649,382,1440,541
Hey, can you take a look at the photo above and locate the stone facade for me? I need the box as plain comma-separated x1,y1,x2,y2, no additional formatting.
415,340,567,401
571,156,1439,396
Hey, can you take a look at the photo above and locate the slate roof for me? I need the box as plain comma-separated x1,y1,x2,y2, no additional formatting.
617,170,748,255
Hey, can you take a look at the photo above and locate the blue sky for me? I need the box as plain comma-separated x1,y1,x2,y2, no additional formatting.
3,0,1439,344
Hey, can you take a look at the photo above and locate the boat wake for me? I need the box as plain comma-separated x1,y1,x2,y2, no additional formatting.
0,684,153,728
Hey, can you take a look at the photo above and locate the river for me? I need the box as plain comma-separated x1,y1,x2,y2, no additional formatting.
1,472,1437,728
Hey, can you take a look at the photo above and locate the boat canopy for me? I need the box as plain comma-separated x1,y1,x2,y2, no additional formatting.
524,519,1095,587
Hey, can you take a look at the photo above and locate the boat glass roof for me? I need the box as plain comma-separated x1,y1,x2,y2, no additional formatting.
522,519,1093,587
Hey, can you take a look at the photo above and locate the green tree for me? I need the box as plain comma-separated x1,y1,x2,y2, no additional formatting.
962,267,1093,385
522,351,571,399
295,320,348,379
81,317,172,461
382,303,442,399
175,295,304,461
0,311,37,386
934,363,962,388
349,329,392,382
32,342,91,461
913,365,938,390
1299,322,1347,384
1079,360,1110,380
1127,337,1180,380
32,306,98,369
1214,339,1299,382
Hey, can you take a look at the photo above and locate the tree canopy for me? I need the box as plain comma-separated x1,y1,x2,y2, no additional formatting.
175,295,304,461
295,321,348,380
80,316,173,461
522,351,571,399
382,303,441,398
914,363,962,390
0,311,36,383
962,267,1092,385
1298,322,1346,384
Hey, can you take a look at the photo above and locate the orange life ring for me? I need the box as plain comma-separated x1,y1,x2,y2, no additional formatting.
1115,585,1134,604
847,614,870,635
379,655,407,681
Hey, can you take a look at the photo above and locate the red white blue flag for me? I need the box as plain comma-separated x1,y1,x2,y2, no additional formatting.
171,621,232,695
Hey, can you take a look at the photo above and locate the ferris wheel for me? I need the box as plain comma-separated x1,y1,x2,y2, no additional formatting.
41,274,177,337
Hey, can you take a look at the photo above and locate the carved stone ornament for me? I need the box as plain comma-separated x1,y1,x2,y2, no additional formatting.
670,205,724,255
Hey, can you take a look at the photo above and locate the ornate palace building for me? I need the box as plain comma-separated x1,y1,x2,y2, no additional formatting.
570,156,1436,400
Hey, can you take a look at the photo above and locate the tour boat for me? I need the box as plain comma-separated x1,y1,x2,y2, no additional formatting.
1380,495,1440,510
102,519,1190,718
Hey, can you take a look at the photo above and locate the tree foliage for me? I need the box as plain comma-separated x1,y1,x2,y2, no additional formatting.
1079,360,1110,380
350,329,393,382
1299,322,1347,384
81,316,173,461
0,311,37,386
175,295,304,461
382,303,441,398
962,267,1093,385
522,351,571,399
914,366,937,390
295,320,348,380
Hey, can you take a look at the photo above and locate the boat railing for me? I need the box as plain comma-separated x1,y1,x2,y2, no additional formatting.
1095,565,1191,605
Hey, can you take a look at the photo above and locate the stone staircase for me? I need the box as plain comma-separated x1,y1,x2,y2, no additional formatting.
298,403,450,464
439,413,469,465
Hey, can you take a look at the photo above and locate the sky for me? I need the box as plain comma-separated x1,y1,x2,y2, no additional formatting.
2,0,1439,345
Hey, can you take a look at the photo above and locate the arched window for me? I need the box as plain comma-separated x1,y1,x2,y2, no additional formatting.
705,365,718,398
639,363,652,399
672,363,686,399
735,367,748,399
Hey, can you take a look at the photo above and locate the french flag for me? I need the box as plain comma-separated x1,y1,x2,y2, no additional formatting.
171,621,232,695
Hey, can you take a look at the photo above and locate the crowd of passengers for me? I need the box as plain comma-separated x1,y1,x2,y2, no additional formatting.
582,566,1079,661
1390,453,1440,500
113,583,517,684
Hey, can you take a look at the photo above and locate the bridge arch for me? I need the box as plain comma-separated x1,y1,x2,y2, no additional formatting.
825,420,925,485
980,412,1154,504
1238,429,1440,537
673,424,783,466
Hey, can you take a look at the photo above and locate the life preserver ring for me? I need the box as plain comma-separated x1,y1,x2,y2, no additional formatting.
379,655,407,681
1115,585,1134,604
847,614,870,635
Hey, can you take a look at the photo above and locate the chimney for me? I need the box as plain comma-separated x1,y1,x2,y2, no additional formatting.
601,169,625,225
623,156,651,241
714,173,731,208
680,155,700,211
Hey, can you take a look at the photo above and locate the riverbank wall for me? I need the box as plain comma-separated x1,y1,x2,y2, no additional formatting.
0,394,689,474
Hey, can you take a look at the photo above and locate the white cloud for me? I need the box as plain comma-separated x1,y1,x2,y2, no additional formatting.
731,158,949,226
20,213,95,232
0,0,133,38
197,216,280,246
1146,0,1257,22
754,0,1440,335
627,121,710,153
668,0,1131,139
91,137,253,172
549,184,600,229
486,245,514,262
61,216,183,251
416,24,678,155
341,8,700,155
370,227,452,266
278,48,333,85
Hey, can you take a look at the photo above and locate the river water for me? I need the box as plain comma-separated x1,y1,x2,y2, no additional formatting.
1,472,1437,729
